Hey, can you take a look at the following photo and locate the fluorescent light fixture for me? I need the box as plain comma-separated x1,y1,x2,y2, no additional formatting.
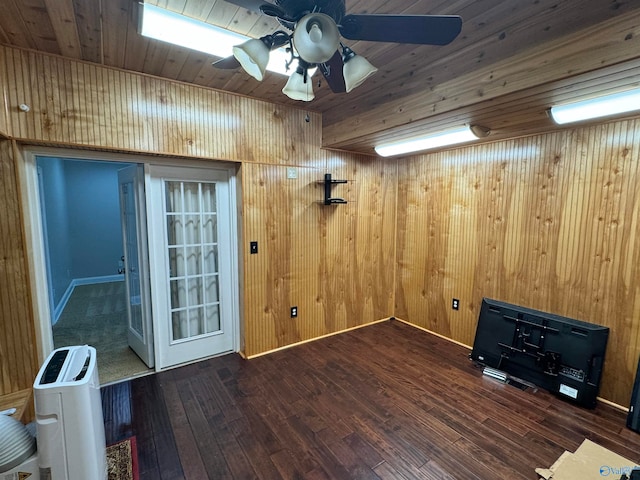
139,3,292,76
375,125,484,157
550,88,640,125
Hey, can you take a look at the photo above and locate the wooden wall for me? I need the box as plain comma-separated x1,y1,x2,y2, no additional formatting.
0,46,319,162
0,101,7,136
0,138,39,395
242,154,397,356
395,121,640,406
0,45,395,396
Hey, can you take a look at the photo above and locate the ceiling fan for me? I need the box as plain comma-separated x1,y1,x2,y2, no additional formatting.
213,0,462,101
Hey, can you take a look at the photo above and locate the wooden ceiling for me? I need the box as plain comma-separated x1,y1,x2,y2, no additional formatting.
2,0,640,155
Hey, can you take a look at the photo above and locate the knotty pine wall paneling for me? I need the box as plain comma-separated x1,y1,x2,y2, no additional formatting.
0,45,320,164
242,152,397,356
395,120,640,406
0,138,39,396
243,161,323,355
323,153,397,330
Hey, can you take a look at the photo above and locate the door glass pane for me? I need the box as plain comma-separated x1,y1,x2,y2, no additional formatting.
186,246,202,275
184,215,202,243
202,183,216,212
168,247,185,277
202,214,217,243
170,279,186,310
204,275,219,303
188,277,203,305
172,310,188,340
189,307,204,335
203,245,218,274
122,181,143,336
205,305,220,333
183,183,200,213
165,180,221,343
166,181,182,213
167,215,182,245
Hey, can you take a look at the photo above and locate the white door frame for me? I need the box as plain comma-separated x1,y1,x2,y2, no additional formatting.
17,146,241,371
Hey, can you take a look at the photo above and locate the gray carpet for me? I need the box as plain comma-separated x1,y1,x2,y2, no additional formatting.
52,281,152,385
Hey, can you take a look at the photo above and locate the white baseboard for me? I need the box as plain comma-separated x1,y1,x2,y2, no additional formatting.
52,274,125,325
72,274,124,287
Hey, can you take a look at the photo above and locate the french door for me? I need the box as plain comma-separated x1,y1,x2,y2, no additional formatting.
118,165,154,367
147,165,237,369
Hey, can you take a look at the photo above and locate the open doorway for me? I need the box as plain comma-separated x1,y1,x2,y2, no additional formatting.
37,156,153,384
23,147,241,384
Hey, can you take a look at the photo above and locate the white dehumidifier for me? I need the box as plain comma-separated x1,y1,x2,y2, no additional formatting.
34,345,107,480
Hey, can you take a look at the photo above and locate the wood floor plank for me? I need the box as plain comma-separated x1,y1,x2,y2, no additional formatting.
373,460,412,480
101,320,640,479
160,375,209,479
130,375,185,479
176,378,233,479
417,459,458,480
343,432,386,470
227,417,283,480
348,413,439,479
101,380,133,444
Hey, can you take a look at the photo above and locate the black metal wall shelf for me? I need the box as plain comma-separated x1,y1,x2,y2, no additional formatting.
322,173,347,205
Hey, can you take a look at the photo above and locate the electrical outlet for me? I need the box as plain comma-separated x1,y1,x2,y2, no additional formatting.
291,306,298,318
286,167,298,179
250,241,258,254
452,298,460,310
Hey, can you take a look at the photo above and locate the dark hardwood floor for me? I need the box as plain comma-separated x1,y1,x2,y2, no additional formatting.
101,320,640,479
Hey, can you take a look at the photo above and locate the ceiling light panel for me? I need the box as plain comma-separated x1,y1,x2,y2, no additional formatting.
139,3,292,76
375,125,482,157
550,88,640,125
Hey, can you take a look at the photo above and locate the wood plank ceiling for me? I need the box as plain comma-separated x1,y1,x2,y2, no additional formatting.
1,0,640,154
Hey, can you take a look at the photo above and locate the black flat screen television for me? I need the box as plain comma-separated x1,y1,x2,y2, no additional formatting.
470,298,609,408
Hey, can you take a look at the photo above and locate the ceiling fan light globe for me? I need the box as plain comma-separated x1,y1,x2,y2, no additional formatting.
343,55,378,93
293,13,340,64
282,71,315,101
233,39,270,81
309,23,323,43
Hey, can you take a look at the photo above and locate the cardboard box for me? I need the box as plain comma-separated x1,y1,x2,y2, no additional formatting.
536,439,640,480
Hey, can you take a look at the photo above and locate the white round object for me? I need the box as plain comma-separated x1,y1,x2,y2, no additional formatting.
0,414,36,473
293,13,340,64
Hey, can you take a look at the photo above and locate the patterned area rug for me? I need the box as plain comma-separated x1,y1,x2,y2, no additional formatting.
107,437,139,480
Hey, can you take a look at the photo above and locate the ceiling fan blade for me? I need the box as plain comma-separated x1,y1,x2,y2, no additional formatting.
318,50,346,93
212,56,241,69
339,14,462,45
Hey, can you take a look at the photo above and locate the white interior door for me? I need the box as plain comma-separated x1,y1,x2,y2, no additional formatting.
147,165,237,369
118,165,154,368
